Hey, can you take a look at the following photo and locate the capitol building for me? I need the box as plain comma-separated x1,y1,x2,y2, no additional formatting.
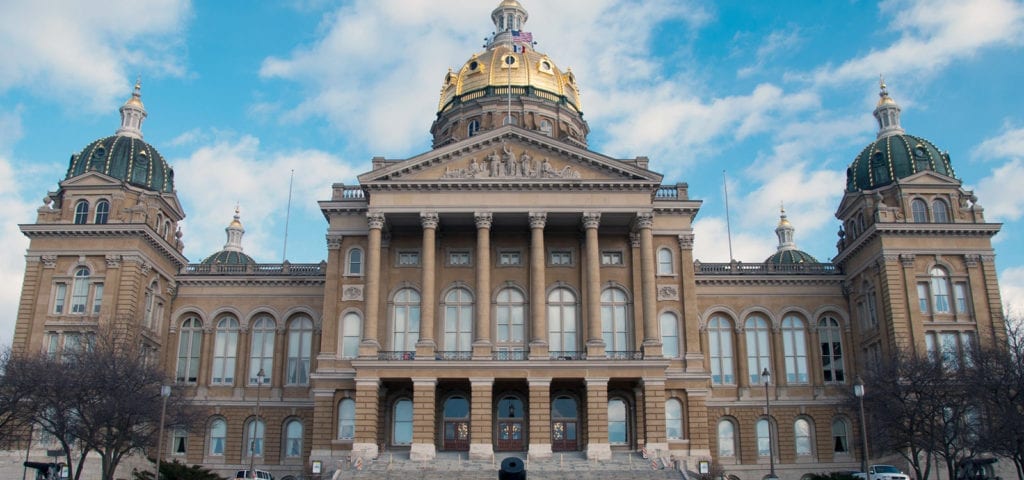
10,1,1006,479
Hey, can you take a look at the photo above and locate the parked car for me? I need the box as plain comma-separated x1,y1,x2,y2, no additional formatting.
853,465,910,480
234,470,274,480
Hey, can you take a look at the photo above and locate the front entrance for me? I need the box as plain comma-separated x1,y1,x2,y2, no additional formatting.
551,395,578,451
496,396,525,451
443,396,470,451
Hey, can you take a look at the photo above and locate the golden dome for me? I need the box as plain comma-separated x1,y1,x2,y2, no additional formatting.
437,43,581,115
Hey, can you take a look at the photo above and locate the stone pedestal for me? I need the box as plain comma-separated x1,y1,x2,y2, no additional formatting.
527,443,552,459
469,443,494,460
410,443,436,461
586,442,612,460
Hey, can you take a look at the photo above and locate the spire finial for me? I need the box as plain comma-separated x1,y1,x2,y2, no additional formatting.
115,76,148,139
775,205,796,251
224,206,245,252
873,75,904,139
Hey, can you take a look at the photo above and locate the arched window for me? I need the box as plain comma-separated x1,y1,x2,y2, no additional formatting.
156,214,164,235
930,267,951,313
781,315,808,384
245,418,265,457
74,200,89,224
340,313,361,359
607,398,628,445
496,288,526,349
795,418,813,456
539,119,553,136
932,199,950,222
717,419,736,457
547,287,578,353
666,398,684,440
94,200,109,224
831,418,850,453
467,120,480,137
338,398,356,440
70,267,90,314
708,316,734,384
176,317,202,383
392,289,421,351
393,399,413,445
756,418,774,457
600,288,630,352
911,198,928,222
284,420,303,457
143,281,157,328
209,419,226,455
347,248,363,275
212,317,239,385
660,312,680,358
745,316,771,384
249,316,275,384
819,316,845,383
164,220,172,239
287,316,313,385
657,248,673,275
443,287,473,352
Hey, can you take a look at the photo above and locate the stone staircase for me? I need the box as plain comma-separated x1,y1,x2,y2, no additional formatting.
333,451,687,480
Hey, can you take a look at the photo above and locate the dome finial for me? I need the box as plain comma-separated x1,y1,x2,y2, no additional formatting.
115,76,148,140
873,75,904,139
224,206,245,252
775,205,795,250
488,0,530,49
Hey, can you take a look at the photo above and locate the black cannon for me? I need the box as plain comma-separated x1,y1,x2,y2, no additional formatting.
499,456,525,480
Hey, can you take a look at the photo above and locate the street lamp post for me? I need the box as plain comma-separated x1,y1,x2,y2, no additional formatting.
250,368,265,479
155,385,171,480
854,376,869,475
762,368,777,480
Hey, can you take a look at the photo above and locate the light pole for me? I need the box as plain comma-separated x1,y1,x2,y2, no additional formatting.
762,368,778,480
155,385,171,480
854,376,869,474
250,368,265,479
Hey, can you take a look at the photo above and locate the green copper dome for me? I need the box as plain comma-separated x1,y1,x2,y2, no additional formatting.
67,135,174,193
765,249,819,265
846,133,953,192
200,250,256,266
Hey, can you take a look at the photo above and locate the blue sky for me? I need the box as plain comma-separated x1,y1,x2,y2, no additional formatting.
1,0,1023,347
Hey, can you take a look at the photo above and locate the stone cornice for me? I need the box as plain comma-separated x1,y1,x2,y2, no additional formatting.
175,277,326,288
833,222,1002,265
20,223,187,268
695,276,845,287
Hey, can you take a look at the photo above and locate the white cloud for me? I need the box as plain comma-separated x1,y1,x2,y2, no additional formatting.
737,27,803,78
973,126,1024,162
974,159,1024,221
693,216,775,263
172,136,362,262
1001,266,1024,320
0,110,38,348
0,0,191,111
809,0,1024,87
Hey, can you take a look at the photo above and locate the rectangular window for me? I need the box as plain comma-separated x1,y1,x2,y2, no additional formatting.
398,251,420,266
954,283,969,315
550,250,572,266
172,429,187,455
917,283,930,314
498,251,521,266
53,284,67,314
448,250,471,266
91,283,104,314
601,251,623,265
71,280,88,314
46,333,60,358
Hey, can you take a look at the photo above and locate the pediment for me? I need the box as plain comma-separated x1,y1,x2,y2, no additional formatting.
897,170,962,187
358,127,663,186
60,171,124,187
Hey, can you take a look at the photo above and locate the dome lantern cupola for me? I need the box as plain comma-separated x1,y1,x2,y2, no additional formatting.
489,0,530,49
200,207,256,266
765,206,819,265
115,77,147,140
873,76,905,139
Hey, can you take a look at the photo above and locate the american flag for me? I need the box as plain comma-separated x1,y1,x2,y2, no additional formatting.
511,30,533,44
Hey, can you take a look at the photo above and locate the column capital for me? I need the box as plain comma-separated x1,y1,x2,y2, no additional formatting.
529,211,547,229
326,234,344,250
964,254,981,267
367,212,385,230
629,232,640,248
635,212,654,229
582,212,601,229
474,212,493,229
420,212,439,229
677,233,695,250
899,253,916,268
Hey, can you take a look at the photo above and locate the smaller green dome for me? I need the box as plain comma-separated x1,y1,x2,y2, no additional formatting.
765,249,819,265
846,133,954,192
67,135,174,193
201,250,256,266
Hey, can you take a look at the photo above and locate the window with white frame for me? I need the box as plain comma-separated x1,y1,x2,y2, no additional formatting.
209,419,226,455
549,250,572,266
448,250,471,266
657,248,673,275
745,316,771,385
74,200,89,225
819,316,845,383
398,251,420,266
607,398,628,445
600,288,630,351
340,313,361,359
932,199,950,222
284,420,303,457
757,419,773,457
392,289,421,351
831,418,850,453
338,398,356,440
347,248,363,275
930,267,951,313
660,312,680,358
496,288,525,348
954,283,970,316
176,317,202,383
708,316,734,384
547,287,578,352
53,283,67,314
467,120,480,137
245,419,265,457
498,251,522,266
718,419,736,457
601,251,623,265
393,399,413,445
443,287,473,351
795,418,813,456
70,267,90,314
91,283,103,314
917,283,930,314
94,200,109,224
782,315,808,384
143,281,157,328
249,316,275,385
172,428,187,455
211,317,239,385
911,198,928,222
287,317,313,385
666,398,683,440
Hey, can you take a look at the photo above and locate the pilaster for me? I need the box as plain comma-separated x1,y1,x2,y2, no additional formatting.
360,213,384,357
583,212,605,357
641,379,667,450
352,379,380,460
637,213,661,357
417,213,439,358
473,213,494,358
469,378,495,459
410,378,437,461
585,378,611,460
527,378,552,459
528,212,549,359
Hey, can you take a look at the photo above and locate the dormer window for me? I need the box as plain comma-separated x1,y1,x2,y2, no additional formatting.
74,200,89,225
468,120,480,137
94,200,109,224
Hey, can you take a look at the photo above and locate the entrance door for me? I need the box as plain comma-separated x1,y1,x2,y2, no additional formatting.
551,396,578,452
443,396,470,451
496,396,525,451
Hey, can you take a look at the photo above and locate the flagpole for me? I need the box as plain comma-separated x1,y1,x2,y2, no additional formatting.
282,169,294,262
723,170,735,262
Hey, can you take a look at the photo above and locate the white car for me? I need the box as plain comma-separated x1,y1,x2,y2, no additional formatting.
853,465,910,480
234,470,274,480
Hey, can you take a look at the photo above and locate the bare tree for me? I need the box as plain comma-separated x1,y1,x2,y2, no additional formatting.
971,316,1024,480
0,347,33,448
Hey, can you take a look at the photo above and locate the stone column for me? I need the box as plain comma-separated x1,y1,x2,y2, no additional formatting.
320,234,344,357
678,233,704,372
528,212,549,359
473,213,493,358
899,254,924,350
308,389,338,466
583,212,605,357
637,213,662,357
469,377,494,459
410,378,437,460
527,378,552,459
641,379,668,453
735,323,750,388
585,377,611,460
360,213,384,357
416,212,439,358
352,379,380,460
685,389,712,458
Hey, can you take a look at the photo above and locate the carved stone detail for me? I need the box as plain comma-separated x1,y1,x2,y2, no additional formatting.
582,212,601,229
981,255,996,264
657,285,679,301
635,212,654,229
899,254,915,268
326,234,344,250
105,255,122,268
677,233,695,250
367,212,385,230
529,212,547,229
474,212,493,229
420,212,439,230
629,233,640,248
440,146,580,180
41,255,57,269
343,285,365,301
964,254,980,268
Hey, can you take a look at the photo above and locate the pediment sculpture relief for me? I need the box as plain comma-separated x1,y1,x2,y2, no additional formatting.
441,144,580,180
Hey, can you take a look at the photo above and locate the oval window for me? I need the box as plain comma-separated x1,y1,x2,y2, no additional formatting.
469,61,479,70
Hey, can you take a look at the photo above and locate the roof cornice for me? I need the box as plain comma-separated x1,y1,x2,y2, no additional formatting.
19,223,187,267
